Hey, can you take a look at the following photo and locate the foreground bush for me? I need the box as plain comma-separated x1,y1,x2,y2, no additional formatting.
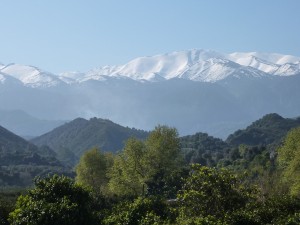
9,175,99,225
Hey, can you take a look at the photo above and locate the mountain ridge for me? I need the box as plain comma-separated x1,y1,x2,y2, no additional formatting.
1,49,300,86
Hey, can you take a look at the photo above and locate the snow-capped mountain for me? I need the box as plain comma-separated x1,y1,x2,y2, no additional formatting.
1,49,299,86
79,49,272,82
0,64,64,87
67,49,300,83
1,49,300,139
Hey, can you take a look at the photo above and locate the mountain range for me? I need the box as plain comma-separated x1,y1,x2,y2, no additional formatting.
1,49,300,138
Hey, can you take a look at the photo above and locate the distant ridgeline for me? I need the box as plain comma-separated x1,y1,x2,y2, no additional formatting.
1,113,300,187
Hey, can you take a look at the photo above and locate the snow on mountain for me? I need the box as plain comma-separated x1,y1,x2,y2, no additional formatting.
1,50,299,86
273,62,300,76
227,52,300,75
58,71,86,83
115,49,222,79
81,49,299,82
82,49,290,82
228,52,300,65
81,49,224,82
179,58,233,82
0,64,64,87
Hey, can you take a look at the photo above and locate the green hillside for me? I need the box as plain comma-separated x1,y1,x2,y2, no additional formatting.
31,117,149,165
181,113,300,170
226,113,300,146
0,125,70,187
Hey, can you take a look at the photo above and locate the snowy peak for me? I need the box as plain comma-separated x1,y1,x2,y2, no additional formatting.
81,49,225,82
0,64,65,87
227,52,300,75
83,49,299,82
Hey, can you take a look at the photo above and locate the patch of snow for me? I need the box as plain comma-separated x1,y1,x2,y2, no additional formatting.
274,62,300,76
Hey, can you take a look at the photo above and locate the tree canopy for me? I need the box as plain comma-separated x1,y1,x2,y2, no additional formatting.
75,148,112,194
9,175,98,225
108,125,184,197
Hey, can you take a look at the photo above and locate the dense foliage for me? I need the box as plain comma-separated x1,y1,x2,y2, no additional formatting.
8,175,100,225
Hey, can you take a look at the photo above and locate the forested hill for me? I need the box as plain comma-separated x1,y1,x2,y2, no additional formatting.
180,113,300,167
31,117,149,161
0,125,69,186
226,113,300,146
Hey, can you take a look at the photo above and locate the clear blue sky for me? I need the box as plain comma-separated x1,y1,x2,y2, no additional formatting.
0,0,299,73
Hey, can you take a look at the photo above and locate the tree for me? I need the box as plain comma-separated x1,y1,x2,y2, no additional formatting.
277,127,300,196
75,148,112,194
144,125,183,177
108,138,147,196
9,175,98,225
108,125,185,197
177,164,256,223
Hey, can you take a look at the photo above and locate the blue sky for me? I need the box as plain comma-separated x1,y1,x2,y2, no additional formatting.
0,0,299,73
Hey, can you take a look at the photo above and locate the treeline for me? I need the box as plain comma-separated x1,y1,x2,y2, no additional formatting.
1,125,300,224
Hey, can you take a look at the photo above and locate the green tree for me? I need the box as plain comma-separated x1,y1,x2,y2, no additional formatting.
9,175,98,225
177,164,256,223
108,125,185,197
277,127,300,196
144,125,183,177
76,148,112,194
108,138,147,196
